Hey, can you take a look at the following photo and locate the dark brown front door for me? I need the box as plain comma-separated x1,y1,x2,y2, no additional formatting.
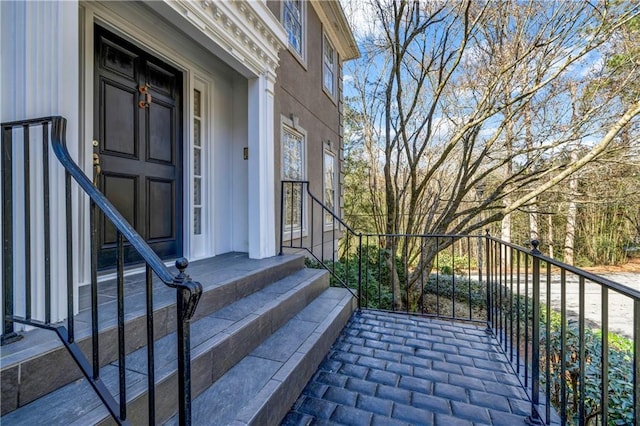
94,26,183,268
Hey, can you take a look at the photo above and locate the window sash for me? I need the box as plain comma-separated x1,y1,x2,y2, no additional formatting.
323,35,335,95
282,127,305,230
324,151,336,226
284,0,303,56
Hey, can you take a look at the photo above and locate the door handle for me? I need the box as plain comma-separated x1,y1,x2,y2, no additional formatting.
92,140,101,185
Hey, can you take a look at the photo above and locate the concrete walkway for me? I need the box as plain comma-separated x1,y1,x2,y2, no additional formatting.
282,311,534,426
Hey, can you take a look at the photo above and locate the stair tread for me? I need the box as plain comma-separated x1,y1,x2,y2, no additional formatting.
0,253,303,370
165,287,354,426
1,266,330,425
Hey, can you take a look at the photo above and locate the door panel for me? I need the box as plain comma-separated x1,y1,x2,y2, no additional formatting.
95,26,182,268
148,101,173,163
102,82,137,157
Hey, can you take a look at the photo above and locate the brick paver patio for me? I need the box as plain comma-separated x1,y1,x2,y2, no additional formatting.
282,311,533,425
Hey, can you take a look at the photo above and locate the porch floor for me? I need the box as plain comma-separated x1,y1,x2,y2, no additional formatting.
282,310,538,426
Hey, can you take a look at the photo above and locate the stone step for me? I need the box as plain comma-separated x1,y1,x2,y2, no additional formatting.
0,253,305,417
165,287,356,426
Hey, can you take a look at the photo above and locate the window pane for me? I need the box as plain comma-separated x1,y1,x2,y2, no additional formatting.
194,207,202,235
324,152,335,225
194,177,201,205
323,36,335,95
283,130,303,180
194,119,201,147
194,148,201,176
194,89,201,117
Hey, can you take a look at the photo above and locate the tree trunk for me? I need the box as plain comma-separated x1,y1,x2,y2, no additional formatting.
564,152,580,264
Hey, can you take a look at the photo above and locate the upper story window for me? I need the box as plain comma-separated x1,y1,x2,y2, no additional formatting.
323,34,336,97
283,0,304,59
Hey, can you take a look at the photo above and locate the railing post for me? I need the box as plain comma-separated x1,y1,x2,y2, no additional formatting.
1,124,21,345
279,181,284,256
175,258,194,426
484,231,492,334
529,240,543,424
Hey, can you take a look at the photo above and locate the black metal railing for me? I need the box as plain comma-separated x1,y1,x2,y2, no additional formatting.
486,237,640,425
1,117,202,425
280,181,640,425
280,180,361,303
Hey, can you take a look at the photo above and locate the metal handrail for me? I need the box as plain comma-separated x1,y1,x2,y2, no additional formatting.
1,116,202,425
279,180,361,303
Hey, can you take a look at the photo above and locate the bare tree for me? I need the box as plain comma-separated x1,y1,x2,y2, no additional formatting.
343,0,640,308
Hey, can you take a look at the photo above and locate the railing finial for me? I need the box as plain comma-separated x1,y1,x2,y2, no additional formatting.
175,257,189,274
531,240,541,254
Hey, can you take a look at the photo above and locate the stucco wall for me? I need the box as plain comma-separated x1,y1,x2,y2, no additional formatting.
268,1,344,254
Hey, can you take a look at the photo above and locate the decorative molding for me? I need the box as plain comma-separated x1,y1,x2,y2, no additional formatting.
164,0,287,76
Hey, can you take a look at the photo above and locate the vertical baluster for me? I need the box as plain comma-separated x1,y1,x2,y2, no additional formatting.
299,182,303,248
23,125,32,321
516,250,521,375
90,199,100,379
405,235,409,314
117,232,127,420
467,237,472,320
498,243,503,345
578,276,586,425
451,237,456,318
524,253,529,389
376,237,380,308
509,247,514,362
484,235,491,331
530,242,541,423
435,238,440,316
545,262,551,423
279,181,284,255
560,270,567,424
365,235,370,309
289,182,294,248
601,287,609,426
146,265,156,425
42,123,52,325
357,234,362,310
634,298,640,426
1,124,18,344
310,187,314,257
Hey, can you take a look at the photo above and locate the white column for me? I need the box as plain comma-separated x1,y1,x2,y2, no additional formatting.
0,1,79,323
247,71,277,259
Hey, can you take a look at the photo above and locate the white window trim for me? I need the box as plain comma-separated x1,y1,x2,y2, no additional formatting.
282,0,307,68
323,149,337,230
281,116,308,241
190,76,214,259
322,32,337,101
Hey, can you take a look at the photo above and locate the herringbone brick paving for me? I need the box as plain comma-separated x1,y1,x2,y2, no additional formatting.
282,311,532,426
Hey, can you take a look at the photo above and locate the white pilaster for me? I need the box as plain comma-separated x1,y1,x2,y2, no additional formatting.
248,71,277,259
0,1,79,323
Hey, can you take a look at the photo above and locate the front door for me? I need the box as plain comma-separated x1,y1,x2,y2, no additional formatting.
94,26,183,268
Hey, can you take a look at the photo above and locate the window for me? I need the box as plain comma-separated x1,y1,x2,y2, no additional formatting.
323,150,337,227
193,88,203,235
282,126,305,231
283,0,304,59
323,34,336,97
